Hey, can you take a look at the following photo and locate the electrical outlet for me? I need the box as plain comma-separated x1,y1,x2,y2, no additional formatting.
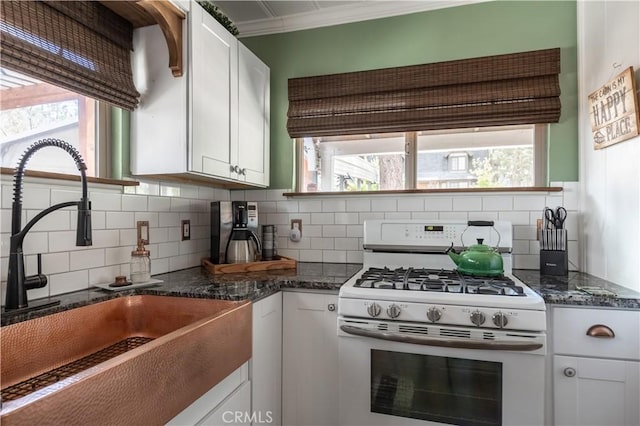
182,220,190,241
290,219,302,242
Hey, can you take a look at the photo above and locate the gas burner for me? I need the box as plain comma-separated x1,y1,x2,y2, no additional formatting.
354,267,525,296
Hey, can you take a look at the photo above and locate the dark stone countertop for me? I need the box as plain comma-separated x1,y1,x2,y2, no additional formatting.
4,264,639,326
514,269,640,310
1,263,362,326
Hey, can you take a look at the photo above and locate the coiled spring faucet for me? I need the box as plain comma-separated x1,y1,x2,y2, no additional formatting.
4,139,92,312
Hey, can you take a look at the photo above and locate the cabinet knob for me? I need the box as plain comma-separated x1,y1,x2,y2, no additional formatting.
586,324,615,338
327,304,336,312
240,168,247,175
563,367,576,378
233,165,241,174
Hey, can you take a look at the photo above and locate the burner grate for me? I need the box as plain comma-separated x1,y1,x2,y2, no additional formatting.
355,267,524,296
1,336,153,403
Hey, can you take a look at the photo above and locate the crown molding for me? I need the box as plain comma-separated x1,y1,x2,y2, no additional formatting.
237,1,491,37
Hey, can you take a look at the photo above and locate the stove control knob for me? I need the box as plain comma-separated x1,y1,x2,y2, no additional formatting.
387,304,401,319
470,310,486,326
492,312,509,328
427,307,442,323
367,303,382,318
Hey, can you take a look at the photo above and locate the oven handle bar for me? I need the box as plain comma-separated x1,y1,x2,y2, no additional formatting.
340,325,543,351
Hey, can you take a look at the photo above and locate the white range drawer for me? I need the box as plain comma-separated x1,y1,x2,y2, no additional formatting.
553,307,640,360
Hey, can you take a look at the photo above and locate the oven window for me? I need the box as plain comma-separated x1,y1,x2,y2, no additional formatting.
371,350,502,426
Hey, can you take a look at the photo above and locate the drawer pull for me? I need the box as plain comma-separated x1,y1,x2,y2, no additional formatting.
586,324,615,338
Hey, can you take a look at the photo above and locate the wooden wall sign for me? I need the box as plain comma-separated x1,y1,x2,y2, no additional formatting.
588,66,640,149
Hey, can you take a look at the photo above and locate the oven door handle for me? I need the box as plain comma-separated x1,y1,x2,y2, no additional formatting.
340,325,543,351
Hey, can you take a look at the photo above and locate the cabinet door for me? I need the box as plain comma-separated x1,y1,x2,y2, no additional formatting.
554,355,640,426
237,43,270,187
282,292,339,426
190,2,238,178
252,293,282,425
199,380,251,426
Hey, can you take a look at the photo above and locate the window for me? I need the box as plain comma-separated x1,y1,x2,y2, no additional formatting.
1,68,100,176
298,124,544,192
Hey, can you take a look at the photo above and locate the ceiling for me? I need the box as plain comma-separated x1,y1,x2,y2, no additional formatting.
212,0,490,37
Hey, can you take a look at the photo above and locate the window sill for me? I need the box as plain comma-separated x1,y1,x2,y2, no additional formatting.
283,187,563,197
0,167,139,187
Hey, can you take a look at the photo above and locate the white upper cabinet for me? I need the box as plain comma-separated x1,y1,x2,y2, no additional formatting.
237,43,270,186
131,1,269,187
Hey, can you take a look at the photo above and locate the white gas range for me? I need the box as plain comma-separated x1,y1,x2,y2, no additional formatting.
337,220,547,426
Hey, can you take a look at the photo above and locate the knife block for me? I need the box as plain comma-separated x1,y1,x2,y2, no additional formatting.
540,250,568,276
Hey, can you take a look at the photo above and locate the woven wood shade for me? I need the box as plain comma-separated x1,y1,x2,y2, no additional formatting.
287,48,561,137
0,1,139,110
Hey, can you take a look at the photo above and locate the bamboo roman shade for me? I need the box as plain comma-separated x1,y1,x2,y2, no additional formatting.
0,1,139,110
287,48,561,138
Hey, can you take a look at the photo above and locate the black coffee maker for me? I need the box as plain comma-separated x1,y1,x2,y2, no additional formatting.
225,201,262,263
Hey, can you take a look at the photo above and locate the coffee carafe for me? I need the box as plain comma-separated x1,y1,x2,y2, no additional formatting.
225,202,262,263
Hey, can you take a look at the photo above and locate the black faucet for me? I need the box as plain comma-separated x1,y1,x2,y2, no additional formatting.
4,139,92,312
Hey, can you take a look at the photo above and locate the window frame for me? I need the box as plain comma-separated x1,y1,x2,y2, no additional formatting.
295,124,547,192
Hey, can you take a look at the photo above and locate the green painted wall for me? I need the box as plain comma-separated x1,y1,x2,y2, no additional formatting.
242,0,578,189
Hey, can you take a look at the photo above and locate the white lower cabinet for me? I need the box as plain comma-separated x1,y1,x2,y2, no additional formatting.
552,307,640,426
282,291,339,426
167,362,250,426
252,293,283,426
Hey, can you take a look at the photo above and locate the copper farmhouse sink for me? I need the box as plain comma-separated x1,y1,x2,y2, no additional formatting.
0,295,251,425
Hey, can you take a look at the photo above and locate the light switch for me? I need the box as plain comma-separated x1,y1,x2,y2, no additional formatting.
182,220,190,241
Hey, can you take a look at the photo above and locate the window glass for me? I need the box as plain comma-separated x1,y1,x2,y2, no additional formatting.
298,124,539,192
417,125,535,189
301,133,405,192
1,68,97,176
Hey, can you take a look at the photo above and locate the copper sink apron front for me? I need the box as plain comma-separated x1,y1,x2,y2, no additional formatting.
0,295,252,426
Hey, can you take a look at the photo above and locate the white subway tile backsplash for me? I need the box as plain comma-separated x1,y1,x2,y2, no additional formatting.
91,230,120,248
358,212,384,224
230,190,245,201
513,196,546,211
90,191,121,211
259,201,277,214
469,211,499,221
159,242,180,258
346,225,364,238
323,225,346,238
277,249,299,260
513,254,539,270
21,187,51,210
425,197,452,211
311,237,334,250
334,212,359,225
22,232,48,255
51,189,82,205
265,213,290,225
453,197,482,211
347,250,364,264
482,196,513,211
189,200,208,213
371,198,397,212
244,189,268,201
438,212,468,220
346,199,371,212
134,212,159,229
323,250,346,263
498,211,531,226
513,240,530,255
299,249,322,262
26,210,70,232
49,270,89,295
303,225,323,237
122,195,148,211
298,200,322,213
151,258,169,275
397,198,424,212
198,186,215,200
159,212,180,228
105,246,131,266
411,211,439,220
277,201,299,213
513,225,537,240
266,189,287,201
119,229,137,246
180,185,199,199
41,252,70,275
160,182,180,197
89,265,122,285
322,199,346,212
70,249,105,271
288,213,311,224
385,212,411,220
106,212,134,229
148,196,171,212
335,238,358,250
545,195,564,209
170,198,190,212
311,212,334,225
562,182,579,211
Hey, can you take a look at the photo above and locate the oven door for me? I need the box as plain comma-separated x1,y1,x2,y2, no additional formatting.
338,318,546,426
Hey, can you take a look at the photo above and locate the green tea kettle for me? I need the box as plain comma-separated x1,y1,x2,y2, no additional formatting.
447,221,504,277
